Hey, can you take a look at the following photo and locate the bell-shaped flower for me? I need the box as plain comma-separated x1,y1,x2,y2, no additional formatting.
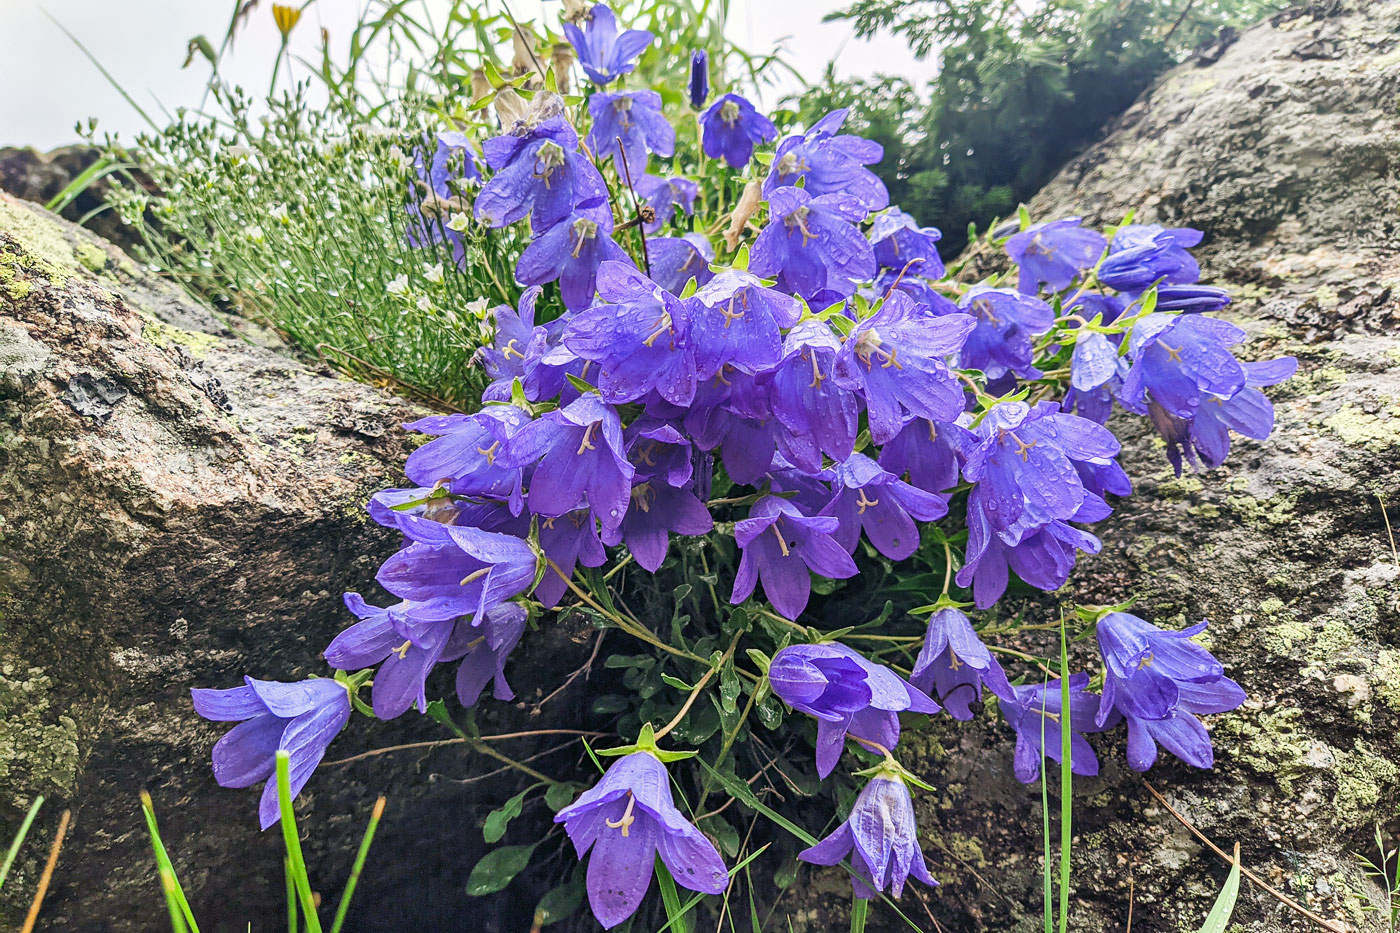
402,405,529,506
587,91,675,172
764,109,889,211
555,751,728,929
868,207,943,278
962,399,1120,536
414,129,481,196
500,394,635,531
823,453,949,560
647,234,715,294
909,608,1013,720
192,677,351,830
1098,224,1203,291
624,419,694,487
877,418,970,496
833,292,976,444
475,112,608,230
563,3,655,86
535,509,607,608
731,496,857,620
956,508,1104,609
455,602,529,708
1185,356,1297,469
956,285,1055,381
517,200,633,311
1064,328,1127,425
635,174,698,233
1002,673,1107,783
688,269,802,378
560,261,699,405
688,49,710,108
1153,284,1231,314
798,774,937,898
1004,217,1105,295
375,524,539,624
769,643,939,778
750,187,876,301
699,93,777,169
768,321,859,471
478,286,544,398
1095,612,1246,771
603,479,712,572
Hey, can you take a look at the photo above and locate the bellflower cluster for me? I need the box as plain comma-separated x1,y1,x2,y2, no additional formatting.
193,7,1295,927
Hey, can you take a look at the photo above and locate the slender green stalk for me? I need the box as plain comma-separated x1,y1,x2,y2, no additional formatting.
329,797,387,933
0,796,42,891
1040,674,1053,933
850,896,869,933
285,859,299,933
275,752,324,933
139,792,201,933
1058,616,1073,933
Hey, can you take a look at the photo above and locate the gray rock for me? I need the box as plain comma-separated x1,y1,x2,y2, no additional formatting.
0,192,593,931
792,1,1400,930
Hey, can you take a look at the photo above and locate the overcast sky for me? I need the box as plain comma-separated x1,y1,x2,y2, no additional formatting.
0,0,928,151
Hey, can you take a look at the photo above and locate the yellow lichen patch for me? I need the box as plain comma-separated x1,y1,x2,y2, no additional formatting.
141,318,219,358
1323,405,1400,451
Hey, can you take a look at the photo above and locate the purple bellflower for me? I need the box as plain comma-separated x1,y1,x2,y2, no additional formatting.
868,208,944,279
517,199,633,311
625,419,694,487
764,109,889,211
1153,284,1231,314
688,269,802,378
561,261,698,406
909,607,1013,720
1002,673,1107,783
635,174,699,233
1187,356,1297,468
647,234,715,295
731,496,857,620
587,91,675,172
877,418,970,496
1098,224,1203,291
750,187,877,301
192,677,351,830
768,320,859,471
535,510,607,608
478,286,543,399
604,479,713,571
957,285,1056,381
688,49,709,108
1065,328,1128,425
823,453,949,560
500,394,635,531
555,751,728,929
564,3,655,86
1004,217,1105,294
1095,612,1246,770
403,406,529,506
415,130,480,196
475,112,607,230
376,524,539,624
699,93,777,169
455,602,529,708
798,775,937,898
769,643,939,778
958,508,1104,609
832,292,977,444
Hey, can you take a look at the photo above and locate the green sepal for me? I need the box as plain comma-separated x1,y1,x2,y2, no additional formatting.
565,372,598,395
595,722,698,763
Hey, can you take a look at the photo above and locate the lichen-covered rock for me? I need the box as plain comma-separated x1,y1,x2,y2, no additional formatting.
0,193,593,931
792,3,1400,931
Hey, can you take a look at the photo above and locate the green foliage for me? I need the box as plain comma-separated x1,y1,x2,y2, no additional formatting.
797,0,1283,255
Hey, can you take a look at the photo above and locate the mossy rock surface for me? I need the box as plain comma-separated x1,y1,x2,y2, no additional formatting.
789,2,1400,931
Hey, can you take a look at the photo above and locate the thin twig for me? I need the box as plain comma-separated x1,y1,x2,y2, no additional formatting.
1126,873,1135,933
533,629,606,712
324,730,603,767
1142,781,1345,933
654,632,742,740
614,142,651,277
19,809,70,933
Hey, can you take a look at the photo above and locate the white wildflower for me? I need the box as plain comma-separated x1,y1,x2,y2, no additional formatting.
423,262,445,285
386,274,410,297
270,204,291,225
447,211,471,233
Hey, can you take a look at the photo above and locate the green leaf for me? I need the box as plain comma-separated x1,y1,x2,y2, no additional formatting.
466,843,538,896
483,787,530,843
532,868,585,927
654,855,691,933
1196,848,1242,933
1017,202,1032,230
661,673,695,691
545,782,577,812
719,659,740,714
183,34,217,69
565,372,598,395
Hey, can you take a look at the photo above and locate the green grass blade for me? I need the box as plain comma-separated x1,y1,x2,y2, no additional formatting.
653,844,769,933
44,158,130,214
285,858,298,933
1197,845,1242,933
41,11,160,132
329,797,386,933
654,855,690,933
0,796,42,892
1040,674,1053,933
139,792,199,933
275,751,324,933
850,896,869,933
1058,617,1072,933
